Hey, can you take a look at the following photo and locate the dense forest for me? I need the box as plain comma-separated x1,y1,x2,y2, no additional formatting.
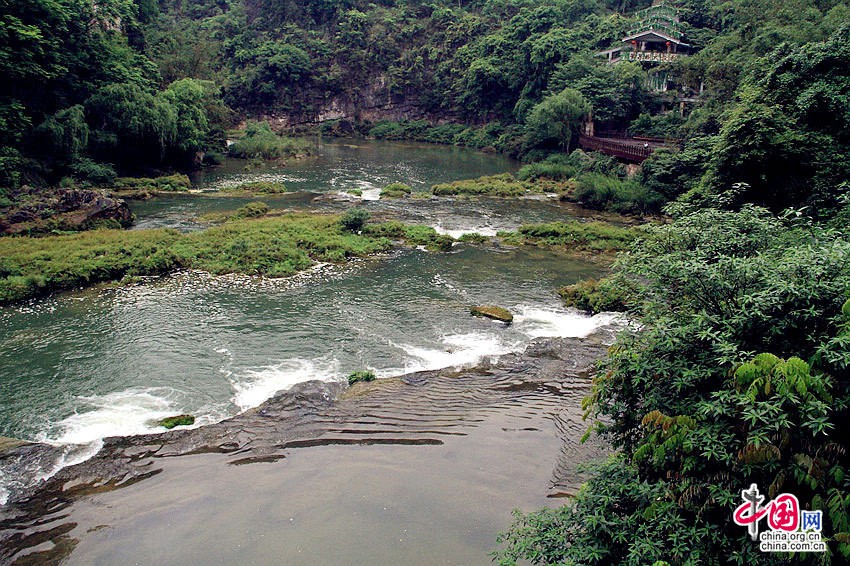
2,0,849,214
2,0,849,562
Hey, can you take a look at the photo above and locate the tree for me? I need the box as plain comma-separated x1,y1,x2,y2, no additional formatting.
524,87,590,152
497,206,850,564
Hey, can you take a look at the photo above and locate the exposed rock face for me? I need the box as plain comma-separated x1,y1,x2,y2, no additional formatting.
0,188,133,235
260,78,463,129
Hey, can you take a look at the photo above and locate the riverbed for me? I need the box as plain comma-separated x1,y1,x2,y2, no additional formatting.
0,140,619,563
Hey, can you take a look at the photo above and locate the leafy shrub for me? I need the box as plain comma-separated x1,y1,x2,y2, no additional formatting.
339,208,370,232
574,172,665,215
629,112,685,138
203,151,225,165
114,174,191,192
228,121,314,159
234,201,270,218
499,206,850,563
348,370,376,385
70,158,117,185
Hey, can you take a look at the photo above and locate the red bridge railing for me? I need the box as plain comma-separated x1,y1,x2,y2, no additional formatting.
578,135,654,163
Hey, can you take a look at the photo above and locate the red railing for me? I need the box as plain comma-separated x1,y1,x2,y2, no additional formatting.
578,135,654,163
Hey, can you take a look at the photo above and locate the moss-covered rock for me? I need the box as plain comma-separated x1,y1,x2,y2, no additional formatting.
159,414,195,429
348,370,377,385
559,276,635,314
235,201,270,218
380,182,412,198
471,305,513,323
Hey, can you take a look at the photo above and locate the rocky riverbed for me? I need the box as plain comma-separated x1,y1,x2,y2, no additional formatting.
0,327,619,564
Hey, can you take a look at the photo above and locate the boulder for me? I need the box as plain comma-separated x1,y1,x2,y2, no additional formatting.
0,188,133,235
470,305,513,324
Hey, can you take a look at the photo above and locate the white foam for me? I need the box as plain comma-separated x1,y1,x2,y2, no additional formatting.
360,187,381,201
513,306,623,339
42,387,192,445
432,224,500,239
397,331,519,374
230,357,342,411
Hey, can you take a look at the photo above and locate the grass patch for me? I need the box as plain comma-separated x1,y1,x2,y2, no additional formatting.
0,213,400,304
228,121,315,160
0,213,469,304
431,173,569,197
497,221,639,252
380,182,412,198
232,181,289,194
364,221,454,251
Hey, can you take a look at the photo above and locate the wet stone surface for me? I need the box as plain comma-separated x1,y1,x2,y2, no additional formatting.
0,328,618,564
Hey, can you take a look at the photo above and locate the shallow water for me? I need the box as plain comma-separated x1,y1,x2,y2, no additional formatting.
129,139,609,234
0,247,604,446
0,140,614,562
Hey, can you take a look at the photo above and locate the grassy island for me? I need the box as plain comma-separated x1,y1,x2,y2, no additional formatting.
0,214,456,304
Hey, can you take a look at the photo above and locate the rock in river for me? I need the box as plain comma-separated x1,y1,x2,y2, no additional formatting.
470,305,513,324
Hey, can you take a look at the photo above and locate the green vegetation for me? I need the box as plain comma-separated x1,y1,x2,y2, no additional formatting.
574,172,664,215
457,233,489,244
339,208,370,232
497,205,850,563
113,174,192,193
364,222,454,252
158,414,195,429
431,174,568,197
234,202,270,218
379,182,412,198
498,221,639,252
524,88,590,153
558,276,636,314
0,214,399,303
231,181,289,194
347,371,377,385
470,305,513,324
227,121,314,160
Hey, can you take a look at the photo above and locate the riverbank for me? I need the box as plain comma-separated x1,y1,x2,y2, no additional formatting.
0,325,621,563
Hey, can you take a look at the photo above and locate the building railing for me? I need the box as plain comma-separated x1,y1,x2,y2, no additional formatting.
629,51,683,63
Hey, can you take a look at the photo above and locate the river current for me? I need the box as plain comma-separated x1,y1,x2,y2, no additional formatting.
0,141,618,560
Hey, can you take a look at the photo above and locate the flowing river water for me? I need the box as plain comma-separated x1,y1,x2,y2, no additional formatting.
0,140,621,564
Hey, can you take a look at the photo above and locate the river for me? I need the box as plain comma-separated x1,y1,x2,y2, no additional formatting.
0,140,618,563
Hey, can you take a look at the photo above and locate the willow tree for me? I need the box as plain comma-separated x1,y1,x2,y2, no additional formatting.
524,87,590,153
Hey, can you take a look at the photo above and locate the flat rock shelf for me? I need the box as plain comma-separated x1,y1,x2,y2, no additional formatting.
0,328,617,565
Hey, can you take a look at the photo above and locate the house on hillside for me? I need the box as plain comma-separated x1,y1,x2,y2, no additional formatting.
597,0,703,99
